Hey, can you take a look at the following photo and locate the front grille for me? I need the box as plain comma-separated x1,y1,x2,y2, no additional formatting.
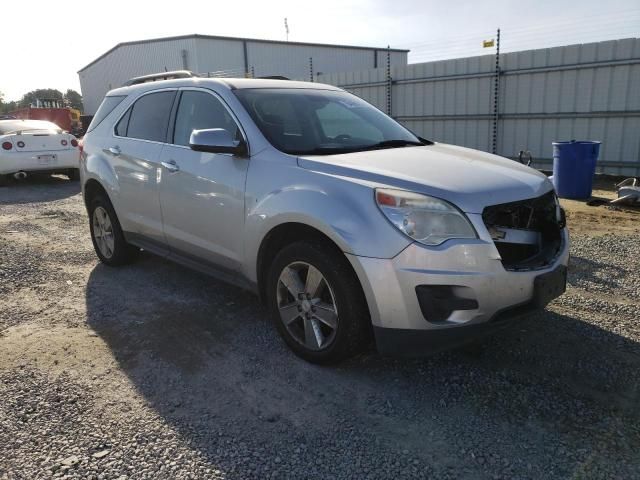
482,191,563,271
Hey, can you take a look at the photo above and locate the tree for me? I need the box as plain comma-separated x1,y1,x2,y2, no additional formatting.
19,89,64,108
0,101,17,114
0,91,18,114
1,88,84,113
64,89,83,111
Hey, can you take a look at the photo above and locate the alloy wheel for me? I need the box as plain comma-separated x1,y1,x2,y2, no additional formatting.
276,262,339,351
92,206,115,259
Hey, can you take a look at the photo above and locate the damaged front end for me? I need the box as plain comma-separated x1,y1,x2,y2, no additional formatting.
482,190,566,271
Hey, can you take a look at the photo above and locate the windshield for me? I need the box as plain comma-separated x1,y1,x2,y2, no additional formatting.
234,88,424,155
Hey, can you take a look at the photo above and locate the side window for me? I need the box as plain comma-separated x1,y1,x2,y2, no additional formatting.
114,108,131,137
173,91,240,147
125,91,175,142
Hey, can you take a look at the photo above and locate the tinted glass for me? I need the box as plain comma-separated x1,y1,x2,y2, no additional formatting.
87,95,125,133
234,88,420,155
126,91,175,142
114,108,131,137
316,102,383,142
173,91,240,146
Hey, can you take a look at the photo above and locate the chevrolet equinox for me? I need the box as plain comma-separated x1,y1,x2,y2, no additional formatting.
81,72,568,364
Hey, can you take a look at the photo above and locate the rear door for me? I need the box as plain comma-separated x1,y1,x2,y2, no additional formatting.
158,88,249,272
109,89,176,248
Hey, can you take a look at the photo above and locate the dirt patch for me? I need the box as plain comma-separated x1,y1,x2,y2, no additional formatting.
561,176,640,236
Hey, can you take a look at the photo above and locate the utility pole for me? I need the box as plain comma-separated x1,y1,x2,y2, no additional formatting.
492,28,501,155
386,46,392,116
284,18,289,42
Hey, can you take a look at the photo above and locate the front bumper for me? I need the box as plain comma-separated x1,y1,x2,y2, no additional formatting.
346,215,570,356
373,301,539,356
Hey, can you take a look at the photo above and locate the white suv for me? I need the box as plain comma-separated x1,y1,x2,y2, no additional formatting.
81,72,568,363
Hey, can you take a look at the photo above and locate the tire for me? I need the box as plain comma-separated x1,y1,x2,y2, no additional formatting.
0,175,7,187
266,240,371,364
88,192,139,266
67,169,80,181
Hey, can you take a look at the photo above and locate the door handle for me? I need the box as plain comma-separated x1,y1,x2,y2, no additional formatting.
161,160,180,173
108,146,121,156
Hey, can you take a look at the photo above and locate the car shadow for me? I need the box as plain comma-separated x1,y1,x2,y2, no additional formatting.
85,255,640,478
568,254,627,289
0,175,79,204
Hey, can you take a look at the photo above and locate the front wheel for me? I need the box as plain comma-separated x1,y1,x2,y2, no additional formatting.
88,193,139,266
266,241,371,364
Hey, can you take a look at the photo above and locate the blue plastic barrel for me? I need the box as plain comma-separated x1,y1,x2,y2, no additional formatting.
551,140,601,199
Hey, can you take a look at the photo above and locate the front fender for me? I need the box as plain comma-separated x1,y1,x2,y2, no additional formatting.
244,166,411,283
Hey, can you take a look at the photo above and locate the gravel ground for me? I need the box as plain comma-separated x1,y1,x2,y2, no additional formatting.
0,175,639,479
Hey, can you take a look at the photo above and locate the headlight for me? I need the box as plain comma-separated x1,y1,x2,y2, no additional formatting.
375,188,477,246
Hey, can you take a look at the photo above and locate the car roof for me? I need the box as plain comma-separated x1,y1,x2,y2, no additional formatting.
106,77,342,98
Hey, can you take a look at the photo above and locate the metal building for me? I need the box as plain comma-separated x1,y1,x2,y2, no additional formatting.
77,34,408,114
318,38,640,176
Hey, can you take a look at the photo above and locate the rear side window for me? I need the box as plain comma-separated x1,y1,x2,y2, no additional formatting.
114,109,131,137
87,96,125,133
121,91,175,142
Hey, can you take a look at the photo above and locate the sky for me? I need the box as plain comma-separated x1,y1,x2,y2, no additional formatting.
2,0,639,103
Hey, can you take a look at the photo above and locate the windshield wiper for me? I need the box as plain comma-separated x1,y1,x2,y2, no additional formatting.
293,139,431,156
293,146,361,155
361,139,427,151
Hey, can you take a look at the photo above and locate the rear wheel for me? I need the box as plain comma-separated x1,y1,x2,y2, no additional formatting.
266,240,371,364
88,193,139,266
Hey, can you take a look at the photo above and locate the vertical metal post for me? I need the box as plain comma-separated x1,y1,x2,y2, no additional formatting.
386,46,392,116
181,49,188,70
242,40,249,76
251,66,255,78
309,57,314,82
492,28,501,154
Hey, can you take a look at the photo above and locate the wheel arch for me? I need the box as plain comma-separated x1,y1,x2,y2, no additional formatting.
83,178,110,210
256,222,351,305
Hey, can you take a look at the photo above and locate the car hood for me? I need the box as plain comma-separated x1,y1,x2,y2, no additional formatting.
297,143,553,213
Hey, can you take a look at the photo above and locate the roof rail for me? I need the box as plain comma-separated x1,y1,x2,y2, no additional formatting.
257,75,290,80
122,70,197,86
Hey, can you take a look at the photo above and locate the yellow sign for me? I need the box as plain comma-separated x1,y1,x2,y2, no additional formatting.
483,39,495,48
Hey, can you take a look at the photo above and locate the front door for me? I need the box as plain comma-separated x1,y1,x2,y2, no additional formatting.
158,89,249,272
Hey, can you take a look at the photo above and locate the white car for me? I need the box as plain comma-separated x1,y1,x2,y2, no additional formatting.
0,119,80,185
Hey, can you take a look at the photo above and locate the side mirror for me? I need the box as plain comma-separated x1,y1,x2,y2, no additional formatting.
189,128,248,156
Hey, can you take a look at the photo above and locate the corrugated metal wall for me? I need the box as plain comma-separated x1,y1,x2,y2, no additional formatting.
78,37,407,115
245,42,406,80
318,38,640,176
79,38,199,115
